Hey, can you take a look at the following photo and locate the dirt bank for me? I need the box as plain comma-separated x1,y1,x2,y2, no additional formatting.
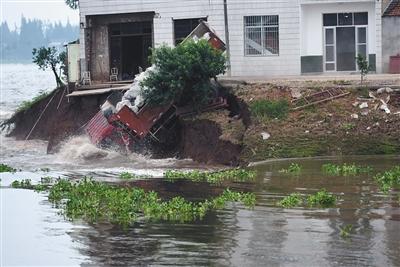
2,87,108,153
226,80,400,162
3,77,400,166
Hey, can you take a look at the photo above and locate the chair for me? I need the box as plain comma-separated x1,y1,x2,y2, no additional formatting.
82,71,91,85
110,67,118,81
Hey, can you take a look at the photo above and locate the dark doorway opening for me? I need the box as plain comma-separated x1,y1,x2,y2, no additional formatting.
336,27,356,71
110,21,152,80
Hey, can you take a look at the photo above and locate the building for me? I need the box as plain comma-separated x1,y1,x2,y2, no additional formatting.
382,0,400,73
78,0,382,81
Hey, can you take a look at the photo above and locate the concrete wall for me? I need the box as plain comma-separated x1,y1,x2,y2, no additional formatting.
382,16,400,73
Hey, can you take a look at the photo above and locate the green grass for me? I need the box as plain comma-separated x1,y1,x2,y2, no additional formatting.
322,163,373,176
278,193,302,208
373,166,400,193
279,163,302,175
16,90,50,113
341,123,355,131
307,189,336,208
164,168,256,184
119,172,152,180
0,163,16,173
250,99,289,120
46,178,256,226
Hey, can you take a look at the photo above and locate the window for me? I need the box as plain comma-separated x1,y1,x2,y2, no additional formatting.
323,12,368,27
174,18,206,45
244,15,279,56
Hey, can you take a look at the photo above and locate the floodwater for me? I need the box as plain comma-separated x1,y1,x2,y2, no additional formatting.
1,64,400,266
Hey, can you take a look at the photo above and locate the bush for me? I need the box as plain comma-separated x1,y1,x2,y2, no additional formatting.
140,40,226,108
250,99,289,119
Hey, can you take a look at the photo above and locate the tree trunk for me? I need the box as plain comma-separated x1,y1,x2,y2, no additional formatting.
51,65,64,87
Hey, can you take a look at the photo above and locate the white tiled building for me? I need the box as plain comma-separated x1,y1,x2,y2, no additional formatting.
78,0,382,81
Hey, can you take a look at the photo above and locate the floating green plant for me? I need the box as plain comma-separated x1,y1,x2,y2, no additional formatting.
279,163,302,175
119,172,152,180
164,168,256,184
340,224,354,238
307,189,337,208
373,166,400,193
278,193,302,208
322,163,373,176
278,189,337,209
45,178,256,226
11,178,52,191
0,163,17,173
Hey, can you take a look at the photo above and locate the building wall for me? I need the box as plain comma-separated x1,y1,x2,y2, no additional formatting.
382,16,400,73
300,0,381,73
79,0,382,78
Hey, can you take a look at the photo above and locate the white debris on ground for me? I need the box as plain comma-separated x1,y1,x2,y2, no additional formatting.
261,132,271,140
377,87,394,94
115,65,157,113
359,102,369,109
351,114,359,119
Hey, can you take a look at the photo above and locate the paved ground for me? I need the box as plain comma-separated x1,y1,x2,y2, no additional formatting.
220,73,400,84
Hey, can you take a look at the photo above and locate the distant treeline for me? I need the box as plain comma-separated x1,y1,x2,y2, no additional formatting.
1,17,79,62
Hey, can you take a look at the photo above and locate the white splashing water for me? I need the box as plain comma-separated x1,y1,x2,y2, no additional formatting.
56,135,120,163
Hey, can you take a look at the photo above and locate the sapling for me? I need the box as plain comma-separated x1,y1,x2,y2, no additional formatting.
356,54,371,85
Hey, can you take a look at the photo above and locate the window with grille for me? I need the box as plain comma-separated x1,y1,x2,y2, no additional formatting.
244,15,279,56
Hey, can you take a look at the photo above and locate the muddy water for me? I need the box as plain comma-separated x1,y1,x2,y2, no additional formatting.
2,155,400,266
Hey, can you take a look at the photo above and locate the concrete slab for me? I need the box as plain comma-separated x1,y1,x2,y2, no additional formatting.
67,85,130,97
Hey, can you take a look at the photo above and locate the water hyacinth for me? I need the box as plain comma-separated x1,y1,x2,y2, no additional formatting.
279,163,302,175
0,163,17,173
322,163,373,176
164,168,256,184
373,166,400,193
45,178,256,226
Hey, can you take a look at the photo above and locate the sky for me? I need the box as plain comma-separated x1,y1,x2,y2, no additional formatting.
0,0,79,30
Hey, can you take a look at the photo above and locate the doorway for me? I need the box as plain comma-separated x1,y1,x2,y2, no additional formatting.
109,21,152,80
323,12,368,72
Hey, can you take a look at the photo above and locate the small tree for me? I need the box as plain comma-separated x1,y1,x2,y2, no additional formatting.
32,47,66,87
65,0,79,9
356,54,371,85
140,40,226,108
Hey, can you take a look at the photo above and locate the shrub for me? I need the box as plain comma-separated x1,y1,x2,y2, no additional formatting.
250,99,289,119
141,40,226,108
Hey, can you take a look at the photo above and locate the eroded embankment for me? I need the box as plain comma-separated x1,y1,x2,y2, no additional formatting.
3,79,400,166
2,87,108,153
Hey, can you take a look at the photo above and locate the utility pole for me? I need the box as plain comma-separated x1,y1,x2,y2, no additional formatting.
223,0,231,76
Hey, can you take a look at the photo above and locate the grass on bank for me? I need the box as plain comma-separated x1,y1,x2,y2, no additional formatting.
250,99,289,120
164,168,256,184
16,90,51,113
